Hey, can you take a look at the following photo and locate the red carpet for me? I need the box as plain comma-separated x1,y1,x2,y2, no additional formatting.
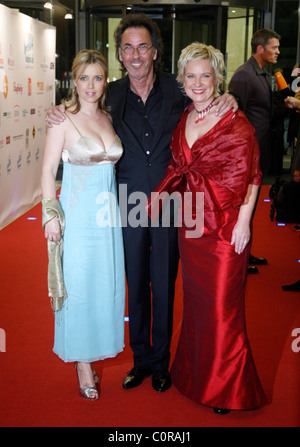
0,185,299,428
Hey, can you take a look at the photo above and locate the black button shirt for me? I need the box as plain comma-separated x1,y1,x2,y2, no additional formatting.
123,77,163,157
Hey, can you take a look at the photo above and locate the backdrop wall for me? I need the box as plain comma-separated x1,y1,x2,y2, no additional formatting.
0,4,56,229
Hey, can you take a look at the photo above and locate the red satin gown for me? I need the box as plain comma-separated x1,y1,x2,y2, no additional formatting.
152,106,266,410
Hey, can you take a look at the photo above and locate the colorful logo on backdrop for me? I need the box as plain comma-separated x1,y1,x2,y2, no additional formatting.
7,43,15,68
13,82,23,95
3,76,8,98
24,25,34,65
0,69,8,98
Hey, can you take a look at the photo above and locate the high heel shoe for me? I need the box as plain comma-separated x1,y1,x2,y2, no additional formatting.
213,407,231,415
91,364,100,385
75,362,99,401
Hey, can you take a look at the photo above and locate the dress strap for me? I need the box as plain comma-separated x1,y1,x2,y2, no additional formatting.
65,112,82,137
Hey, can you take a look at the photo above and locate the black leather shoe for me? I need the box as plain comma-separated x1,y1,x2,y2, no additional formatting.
213,407,231,415
122,366,151,389
282,280,300,292
248,265,259,274
152,370,172,392
249,254,268,265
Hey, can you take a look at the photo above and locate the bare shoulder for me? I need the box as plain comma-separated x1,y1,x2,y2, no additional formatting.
46,115,68,138
45,112,75,150
100,110,114,127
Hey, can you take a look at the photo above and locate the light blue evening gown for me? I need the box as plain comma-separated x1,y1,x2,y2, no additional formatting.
53,114,125,362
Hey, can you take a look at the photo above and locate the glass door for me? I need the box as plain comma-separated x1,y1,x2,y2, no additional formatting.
77,1,270,87
84,3,226,82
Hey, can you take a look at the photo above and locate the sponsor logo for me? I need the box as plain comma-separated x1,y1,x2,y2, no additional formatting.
24,32,34,64
13,105,20,122
3,74,8,98
7,156,11,174
7,43,15,68
36,81,44,94
17,153,22,169
13,134,23,142
37,106,43,117
25,128,29,149
13,82,23,94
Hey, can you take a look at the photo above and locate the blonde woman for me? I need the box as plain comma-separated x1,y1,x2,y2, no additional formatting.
149,43,266,414
41,50,125,401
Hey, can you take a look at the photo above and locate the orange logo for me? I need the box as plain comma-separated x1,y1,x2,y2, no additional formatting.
3,75,8,99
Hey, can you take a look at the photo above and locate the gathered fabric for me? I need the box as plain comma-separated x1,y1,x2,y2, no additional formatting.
147,106,262,234
42,197,67,311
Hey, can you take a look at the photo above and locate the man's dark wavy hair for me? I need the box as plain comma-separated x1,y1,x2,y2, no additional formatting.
114,13,163,72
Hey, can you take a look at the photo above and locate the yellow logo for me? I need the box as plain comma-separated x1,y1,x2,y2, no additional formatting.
3,75,8,98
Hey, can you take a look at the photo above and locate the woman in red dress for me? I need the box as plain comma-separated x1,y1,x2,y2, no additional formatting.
149,43,266,414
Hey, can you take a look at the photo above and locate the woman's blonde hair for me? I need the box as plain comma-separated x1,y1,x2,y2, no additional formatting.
62,49,108,114
177,42,225,97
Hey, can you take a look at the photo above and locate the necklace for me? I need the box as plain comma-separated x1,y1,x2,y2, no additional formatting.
194,101,213,123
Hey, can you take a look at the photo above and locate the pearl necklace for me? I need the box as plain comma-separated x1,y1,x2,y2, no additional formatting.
194,101,213,123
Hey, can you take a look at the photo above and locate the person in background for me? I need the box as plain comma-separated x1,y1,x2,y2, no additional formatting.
229,28,281,273
149,42,266,414
45,13,238,393
41,50,125,401
281,95,300,293
285,96,300,182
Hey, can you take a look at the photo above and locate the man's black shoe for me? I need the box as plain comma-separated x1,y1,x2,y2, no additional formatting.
248,265,259,274
122,366,151,389
152,370,172,392
249,254,268,265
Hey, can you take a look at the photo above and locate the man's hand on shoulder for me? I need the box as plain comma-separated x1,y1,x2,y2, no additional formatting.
45,104,66,128
213,92,238,117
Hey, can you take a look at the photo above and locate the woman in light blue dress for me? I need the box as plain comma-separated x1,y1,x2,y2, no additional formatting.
41,50,125,401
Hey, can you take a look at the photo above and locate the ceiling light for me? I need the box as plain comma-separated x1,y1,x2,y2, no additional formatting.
44,2,53,9
65,13,73,19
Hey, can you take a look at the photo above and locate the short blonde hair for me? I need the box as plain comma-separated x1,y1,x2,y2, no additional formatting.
63,49,108,114
177,42,225,97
